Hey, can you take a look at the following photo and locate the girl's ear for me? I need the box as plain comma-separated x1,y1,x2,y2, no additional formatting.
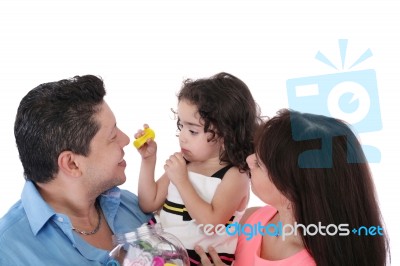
57,151,82,177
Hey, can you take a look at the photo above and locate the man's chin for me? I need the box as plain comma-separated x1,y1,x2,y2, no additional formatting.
115,175,126,186
105,176,126,190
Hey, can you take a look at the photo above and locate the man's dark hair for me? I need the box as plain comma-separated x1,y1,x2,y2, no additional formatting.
14,75,106,183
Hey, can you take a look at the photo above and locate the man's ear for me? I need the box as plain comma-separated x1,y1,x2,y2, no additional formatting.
58,151,82,177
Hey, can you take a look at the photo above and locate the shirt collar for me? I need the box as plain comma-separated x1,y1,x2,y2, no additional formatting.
21,181,122,236
21,181,56,236
99,186,121,231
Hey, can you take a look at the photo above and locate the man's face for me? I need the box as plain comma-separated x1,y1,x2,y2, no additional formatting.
78,101,130,196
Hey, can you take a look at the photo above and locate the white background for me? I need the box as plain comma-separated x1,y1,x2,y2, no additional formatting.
1,1,398,264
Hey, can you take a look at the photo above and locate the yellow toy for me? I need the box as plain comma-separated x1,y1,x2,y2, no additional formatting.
133,128,155,149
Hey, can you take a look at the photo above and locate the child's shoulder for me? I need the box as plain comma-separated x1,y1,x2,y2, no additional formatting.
222,165,248,178
218,165,249,186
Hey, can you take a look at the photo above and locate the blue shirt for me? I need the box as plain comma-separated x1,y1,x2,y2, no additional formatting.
0,181,152,265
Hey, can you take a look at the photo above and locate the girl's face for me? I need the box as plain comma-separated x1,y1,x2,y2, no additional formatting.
246,153,288,208
176,100,222,163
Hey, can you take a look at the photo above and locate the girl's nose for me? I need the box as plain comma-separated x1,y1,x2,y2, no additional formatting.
178,131,186,143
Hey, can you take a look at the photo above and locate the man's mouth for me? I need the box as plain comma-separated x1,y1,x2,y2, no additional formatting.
118,158,126,167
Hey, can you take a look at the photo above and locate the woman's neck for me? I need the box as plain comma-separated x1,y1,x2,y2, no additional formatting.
260,210,305,261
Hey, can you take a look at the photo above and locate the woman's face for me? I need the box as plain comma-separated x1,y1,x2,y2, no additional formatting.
246,153,288,208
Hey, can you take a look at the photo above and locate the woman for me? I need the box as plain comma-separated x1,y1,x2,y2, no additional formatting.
196,109,390,266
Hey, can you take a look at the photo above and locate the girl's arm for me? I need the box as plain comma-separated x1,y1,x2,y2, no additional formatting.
165,153,249,227
135,126,169,213
138,156,169,213
180,170,249,227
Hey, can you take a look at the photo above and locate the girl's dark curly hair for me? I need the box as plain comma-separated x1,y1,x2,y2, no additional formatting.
177,72,261,172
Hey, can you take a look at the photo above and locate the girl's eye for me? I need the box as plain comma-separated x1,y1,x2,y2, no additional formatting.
177,121,183,131
189,130,198,135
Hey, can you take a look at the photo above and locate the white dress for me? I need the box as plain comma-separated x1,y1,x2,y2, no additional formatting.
153,165,244,265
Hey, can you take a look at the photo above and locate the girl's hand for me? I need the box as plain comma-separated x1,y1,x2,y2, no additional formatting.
134,124,157,159
195,246,227,266
164,152,188,185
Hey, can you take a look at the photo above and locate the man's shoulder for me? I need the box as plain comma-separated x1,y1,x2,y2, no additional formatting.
102,187,147,217
118,189,143,213
119,188,139,202
0,201,27,239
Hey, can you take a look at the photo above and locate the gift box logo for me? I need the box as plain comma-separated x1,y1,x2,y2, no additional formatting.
286,39,382,167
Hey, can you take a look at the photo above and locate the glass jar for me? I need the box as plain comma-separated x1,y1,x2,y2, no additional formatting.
107,223,189,266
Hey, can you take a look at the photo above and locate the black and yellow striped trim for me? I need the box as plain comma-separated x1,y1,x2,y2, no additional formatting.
163,200,236,225
163,200,192,221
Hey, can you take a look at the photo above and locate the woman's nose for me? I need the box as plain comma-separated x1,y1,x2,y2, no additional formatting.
246,154,255,166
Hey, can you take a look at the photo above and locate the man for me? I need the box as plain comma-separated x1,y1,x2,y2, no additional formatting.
0,75,152,265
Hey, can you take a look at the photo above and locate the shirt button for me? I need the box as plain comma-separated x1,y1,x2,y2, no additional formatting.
57,216,64,222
